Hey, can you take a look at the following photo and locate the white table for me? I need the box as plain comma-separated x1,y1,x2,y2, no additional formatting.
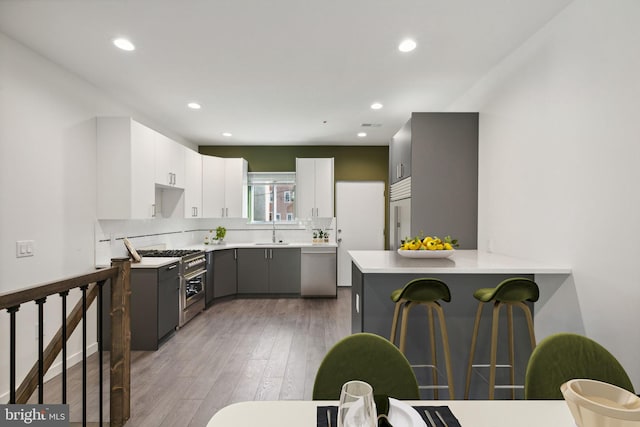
206,400,575,427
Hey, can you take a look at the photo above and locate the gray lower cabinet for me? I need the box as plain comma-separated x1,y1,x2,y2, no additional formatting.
205,251,214,306
102,261,179,351
237,248,300,294
269,248,301,293
155,263,180,342
213,249,238,299
237,248,268,293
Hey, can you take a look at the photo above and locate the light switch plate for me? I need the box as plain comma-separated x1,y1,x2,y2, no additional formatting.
16,240,34,258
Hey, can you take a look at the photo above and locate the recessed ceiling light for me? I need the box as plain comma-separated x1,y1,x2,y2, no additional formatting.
113,38,135,51
187,102,201,110
357,132,367,138
222,132,232,137
370,102,383,110
398,39,417,53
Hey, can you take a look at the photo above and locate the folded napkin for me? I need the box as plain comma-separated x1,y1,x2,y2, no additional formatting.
414,406,461,427
317,406,337,427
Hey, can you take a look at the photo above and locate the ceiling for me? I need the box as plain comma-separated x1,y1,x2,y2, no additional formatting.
0,0,572,146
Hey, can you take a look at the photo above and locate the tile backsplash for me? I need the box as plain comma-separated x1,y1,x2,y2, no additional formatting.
95,217,335,266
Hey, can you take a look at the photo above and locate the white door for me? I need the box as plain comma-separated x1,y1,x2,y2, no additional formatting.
336,181,385,286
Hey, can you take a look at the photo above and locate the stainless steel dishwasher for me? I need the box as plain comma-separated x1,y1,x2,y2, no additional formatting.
300,246,337,297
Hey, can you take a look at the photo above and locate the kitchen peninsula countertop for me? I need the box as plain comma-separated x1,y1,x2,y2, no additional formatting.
350,249,571,398
349,249,571,274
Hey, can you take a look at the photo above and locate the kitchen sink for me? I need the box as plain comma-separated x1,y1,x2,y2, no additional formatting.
255,242,289,245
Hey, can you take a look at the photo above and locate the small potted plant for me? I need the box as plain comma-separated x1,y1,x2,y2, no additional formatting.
215,226,226,244
312,231,318,244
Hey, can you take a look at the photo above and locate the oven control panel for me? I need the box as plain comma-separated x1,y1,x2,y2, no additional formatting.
186,257,205,269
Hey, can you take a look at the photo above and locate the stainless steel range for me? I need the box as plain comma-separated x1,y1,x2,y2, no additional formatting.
138,249,206,327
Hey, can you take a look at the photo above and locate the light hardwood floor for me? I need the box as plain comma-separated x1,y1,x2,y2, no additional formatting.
38,288,351,426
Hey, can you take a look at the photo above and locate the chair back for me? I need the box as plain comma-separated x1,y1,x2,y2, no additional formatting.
493,277,539,302
525,332,634,399
312,333,420,400
395,278,451,303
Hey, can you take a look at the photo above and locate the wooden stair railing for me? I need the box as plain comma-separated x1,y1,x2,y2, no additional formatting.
0,257,131,427
15,283,100,404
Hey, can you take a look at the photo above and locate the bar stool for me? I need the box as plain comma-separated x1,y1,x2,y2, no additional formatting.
464,277,539,400
389,278,455,399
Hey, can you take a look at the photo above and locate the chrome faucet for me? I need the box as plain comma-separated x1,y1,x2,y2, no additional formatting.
272,214,276,243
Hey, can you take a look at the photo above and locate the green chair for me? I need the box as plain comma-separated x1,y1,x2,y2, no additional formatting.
389,278,455,399
312,332,420,400
464,277,539,399
524,332,634,399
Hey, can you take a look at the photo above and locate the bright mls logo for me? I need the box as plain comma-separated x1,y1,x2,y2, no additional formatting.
0,405,68,426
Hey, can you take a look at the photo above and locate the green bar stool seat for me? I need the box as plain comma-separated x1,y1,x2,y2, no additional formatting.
464,277,539,400
389,278,455,399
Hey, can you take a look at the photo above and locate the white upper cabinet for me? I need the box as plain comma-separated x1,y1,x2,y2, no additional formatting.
202,156,248,218
202,155,225,218
184,148,202,218
155,133,185,188
295,158,334,218
97,117,156,219
224,158,248,218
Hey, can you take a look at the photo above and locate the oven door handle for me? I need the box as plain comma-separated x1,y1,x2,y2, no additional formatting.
183,269,206,281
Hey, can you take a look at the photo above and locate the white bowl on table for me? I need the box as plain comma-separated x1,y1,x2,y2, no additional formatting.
561,379,640,427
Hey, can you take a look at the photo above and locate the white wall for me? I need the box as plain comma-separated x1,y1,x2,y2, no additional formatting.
0,31,336,399
450,0,640,388
0,32,193,399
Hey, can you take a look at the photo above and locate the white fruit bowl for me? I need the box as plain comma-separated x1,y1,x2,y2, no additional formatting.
397,249,455,259
561,379,640,427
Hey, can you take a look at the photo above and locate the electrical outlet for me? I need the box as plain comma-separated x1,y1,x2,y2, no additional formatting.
16,240,34,258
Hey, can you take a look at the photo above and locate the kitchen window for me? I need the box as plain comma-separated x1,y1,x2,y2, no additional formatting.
248,172,296,223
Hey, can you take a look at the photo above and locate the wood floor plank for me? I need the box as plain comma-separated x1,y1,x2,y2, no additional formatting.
35,288,351,426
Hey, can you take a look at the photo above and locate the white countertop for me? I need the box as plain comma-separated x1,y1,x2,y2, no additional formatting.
349,250,571,274
98,243,337,269
130,257,180,268
189,242,338,252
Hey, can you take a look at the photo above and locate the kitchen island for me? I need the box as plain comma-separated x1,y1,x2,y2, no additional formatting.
349,249,571,399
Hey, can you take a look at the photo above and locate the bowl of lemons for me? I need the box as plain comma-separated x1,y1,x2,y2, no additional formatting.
397,235,458,258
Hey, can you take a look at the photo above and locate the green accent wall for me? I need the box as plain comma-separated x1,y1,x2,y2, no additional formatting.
199,145,390,247
198,146,386,177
